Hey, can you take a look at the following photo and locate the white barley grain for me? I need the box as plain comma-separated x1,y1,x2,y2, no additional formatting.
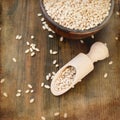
30,98,35,103
46,75,49,80
25,89,30,93
116,11,120,16
12,58,17,62
37,13,42,17
35,48,40,52
41,116,46,120
91,35,94,39
28,84,33,89
109,61,113,65
0,78,5,84
60,36,64,42
25,49,30,54
54,112,60,116
48,34,54,38
26,41,30,45
3,92,8,97
41,17,45,22
55,64,59,68
53,60,57,65
115,37,118,40
30,89,34,93
42,25,46,30
17,89,22,93
49,49,53,54
44,85,50,89
52,72,56,75
31,52,35,57
18,35,22,40
16,93,21,97
64,113,68,118
80,40,84,44
30,48,33,52
104,73,108,78
41,82,44,87
31,35,35,39
52,51,58,55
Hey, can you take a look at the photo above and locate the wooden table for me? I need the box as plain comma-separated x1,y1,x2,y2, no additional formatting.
0,0,120,120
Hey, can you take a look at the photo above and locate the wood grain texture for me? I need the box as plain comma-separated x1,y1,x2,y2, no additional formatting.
0,0,120,120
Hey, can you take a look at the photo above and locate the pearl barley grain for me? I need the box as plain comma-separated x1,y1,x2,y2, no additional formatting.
0,78,5,84
104,73,108,78
12,58,17,62
30,98,35,103
41,116,46,120
3,92,8,97
64,113,68,118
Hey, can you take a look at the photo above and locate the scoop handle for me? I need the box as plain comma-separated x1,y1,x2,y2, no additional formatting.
87,42,109,63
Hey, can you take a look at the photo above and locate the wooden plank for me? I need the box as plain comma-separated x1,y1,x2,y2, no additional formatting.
0,0,120,120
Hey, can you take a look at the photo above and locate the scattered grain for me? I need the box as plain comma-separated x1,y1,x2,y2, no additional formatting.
41,82,44,87
104,73,108,78
30,89,34,93
41,17,45,22
16,35,22,40
12,58,17,62
91,35,95,39
109,61,113,65
49,49,53,54
0,78,5,84
53,60,57,65
28,84,33,89
30,98,35,103
115,37,118,40
48,34,54,38
42,25,46,30
25,49,30,54
37,13,42,17
116,11,120,16
31,52,35,57
3,92,8,97
17,89,22,93
35,48,40,52
26,41,30,45
41,116,46,120
31,35,35,39
52,51,58,55
54,112,60,116
80,40,84,44
52,72,56,75
16,93,21,97
64,113,68,118
44,85,50,89
46,75,50,80
55,64,59,68
25,89,30,93
60,36,64,42
30,48,33,52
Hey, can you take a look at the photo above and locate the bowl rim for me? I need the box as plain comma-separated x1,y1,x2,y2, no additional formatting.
40,0,114,34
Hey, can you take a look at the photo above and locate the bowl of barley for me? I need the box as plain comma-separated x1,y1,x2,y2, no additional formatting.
40,0,114,39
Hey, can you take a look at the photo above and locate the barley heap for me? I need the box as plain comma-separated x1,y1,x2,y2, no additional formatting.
55,66,76,91
43,0,111,30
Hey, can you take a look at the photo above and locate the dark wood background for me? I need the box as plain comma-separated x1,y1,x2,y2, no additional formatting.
0,0,120,120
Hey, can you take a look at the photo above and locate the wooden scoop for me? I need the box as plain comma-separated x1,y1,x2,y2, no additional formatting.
51,42,109,96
